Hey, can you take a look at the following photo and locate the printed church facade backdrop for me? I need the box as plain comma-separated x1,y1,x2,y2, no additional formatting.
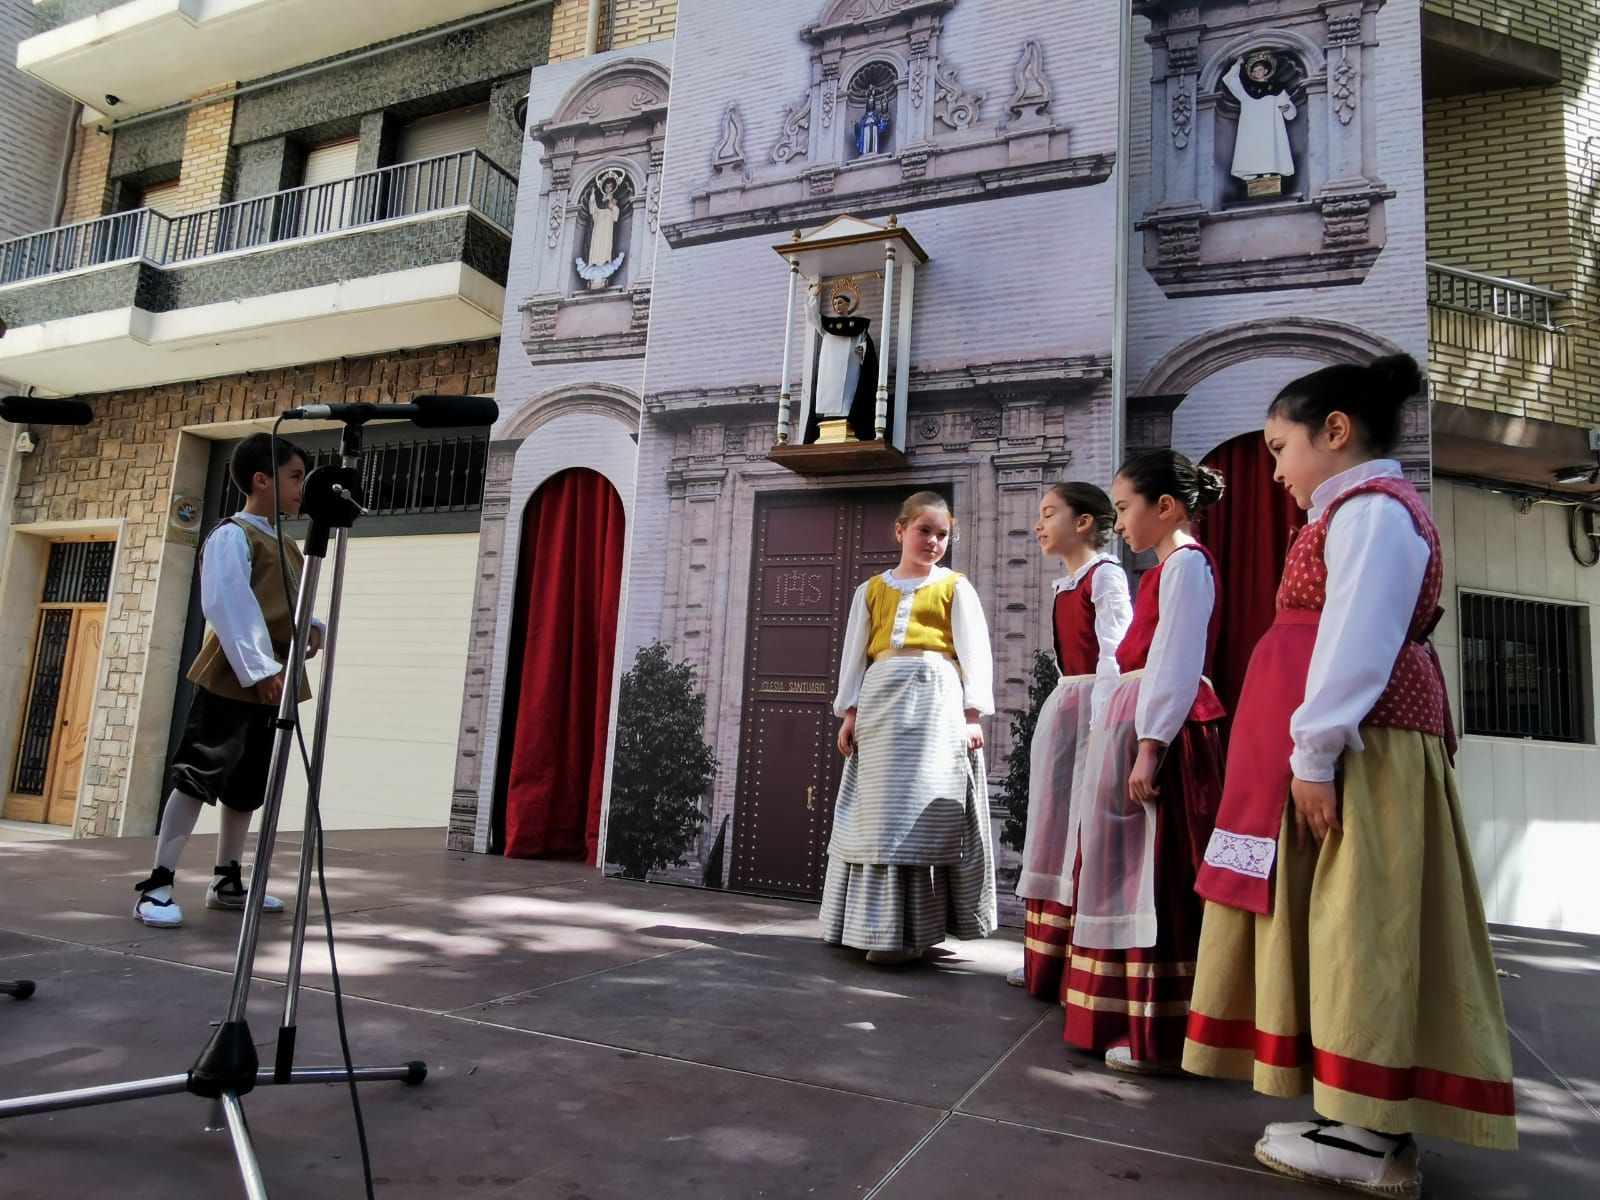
454,0,1428,913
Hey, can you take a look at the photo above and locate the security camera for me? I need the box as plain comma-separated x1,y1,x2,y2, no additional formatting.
104,94,121,107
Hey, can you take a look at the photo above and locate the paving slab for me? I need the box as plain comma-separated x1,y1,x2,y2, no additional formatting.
1,829,1593,1200
0,948,940,1200
872,1112,1305,1199
1492,927,1600,1112
461,922,1051,1107
959,1017,1597,1199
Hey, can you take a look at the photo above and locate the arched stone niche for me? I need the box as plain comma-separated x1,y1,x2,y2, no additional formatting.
1134,0,1392,298
1128,317,1429,482
520,58,670,363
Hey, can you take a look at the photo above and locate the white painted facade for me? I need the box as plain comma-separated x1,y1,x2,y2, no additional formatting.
1435,480,1600,933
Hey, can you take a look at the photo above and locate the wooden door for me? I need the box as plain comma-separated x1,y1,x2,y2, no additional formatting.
729,490,908,899
5,539,114,826
46,609,105,824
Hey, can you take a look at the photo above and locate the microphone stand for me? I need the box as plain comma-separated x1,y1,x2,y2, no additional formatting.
0,417,426,1198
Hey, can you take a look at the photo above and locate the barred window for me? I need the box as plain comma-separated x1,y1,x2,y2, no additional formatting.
1459,591,1592,744
221,430,488,525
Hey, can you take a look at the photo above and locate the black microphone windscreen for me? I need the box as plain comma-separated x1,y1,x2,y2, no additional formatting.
410,394,499,428
0,396,94,426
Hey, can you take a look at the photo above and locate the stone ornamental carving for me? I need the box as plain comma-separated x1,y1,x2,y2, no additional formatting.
772,96,813,163
1327,14,1363,45
1171,85,1193,148
1005,40,1052,124
1332,52,1357,125
665,0,1113,246
933,62,983,131
1134,0,1393,298
712,104,747,173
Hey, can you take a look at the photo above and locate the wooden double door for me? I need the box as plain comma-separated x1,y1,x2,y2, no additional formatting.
729,489,926,899
5,540,114,826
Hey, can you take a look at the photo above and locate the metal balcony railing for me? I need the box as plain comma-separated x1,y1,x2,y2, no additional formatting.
1426,261,1565,330
0,150,517,288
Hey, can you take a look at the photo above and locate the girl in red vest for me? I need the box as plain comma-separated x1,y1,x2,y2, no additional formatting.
1009,482,1132,997
1183,355,1515,1196
1062,451,1227,1073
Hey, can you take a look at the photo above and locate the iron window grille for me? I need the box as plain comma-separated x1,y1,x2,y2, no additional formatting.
221,432,488,523
1459,591,1592,744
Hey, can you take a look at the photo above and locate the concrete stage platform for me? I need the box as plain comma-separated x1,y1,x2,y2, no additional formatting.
1,829,1594,1197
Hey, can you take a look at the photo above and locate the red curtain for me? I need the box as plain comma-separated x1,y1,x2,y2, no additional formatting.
499,468,626,863
1194,432,1307,716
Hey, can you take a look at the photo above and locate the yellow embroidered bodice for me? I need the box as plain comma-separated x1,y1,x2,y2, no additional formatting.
865,571,962,659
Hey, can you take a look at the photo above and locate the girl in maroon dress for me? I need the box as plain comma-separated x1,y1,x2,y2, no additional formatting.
1184,355,1514,1196
1061,451,1227,1074
1010,483,1132,998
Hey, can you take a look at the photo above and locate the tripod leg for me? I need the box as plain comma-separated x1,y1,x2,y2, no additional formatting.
0,1073,191,1118
277,526,351,1082
220,1091,270,1200
191,541,326,1100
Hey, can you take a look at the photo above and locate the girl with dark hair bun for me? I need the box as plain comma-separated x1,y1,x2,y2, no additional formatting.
1007,482,1133,997
1183,353,1515,1195
1055,450,1228,1074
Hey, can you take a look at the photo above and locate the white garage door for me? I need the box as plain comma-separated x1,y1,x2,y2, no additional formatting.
195,532,478,836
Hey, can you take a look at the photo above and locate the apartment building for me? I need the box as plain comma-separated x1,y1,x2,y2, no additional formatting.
1422,0,1600,932
0,0,558,841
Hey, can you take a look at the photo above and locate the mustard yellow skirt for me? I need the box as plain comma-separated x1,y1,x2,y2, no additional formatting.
1182,727,1517,1150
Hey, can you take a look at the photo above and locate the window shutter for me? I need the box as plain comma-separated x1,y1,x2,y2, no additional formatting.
397,104,489,163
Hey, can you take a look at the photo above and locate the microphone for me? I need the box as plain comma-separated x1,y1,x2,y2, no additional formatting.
0,395,95,426
411,394,499,428
280,395,498,428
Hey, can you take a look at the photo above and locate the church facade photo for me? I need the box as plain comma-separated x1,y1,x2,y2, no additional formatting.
455,0,1439,916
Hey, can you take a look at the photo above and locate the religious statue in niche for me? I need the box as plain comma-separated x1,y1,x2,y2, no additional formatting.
575,168,631,289
847,63,898,160
803,277,880,445
1222,50,1299,198
856,90,893,157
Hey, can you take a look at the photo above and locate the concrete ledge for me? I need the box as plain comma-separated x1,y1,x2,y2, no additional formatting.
1422,12,1564,99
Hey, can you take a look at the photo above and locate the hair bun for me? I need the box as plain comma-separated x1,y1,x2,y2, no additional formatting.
1370,353,1423,406
1195,464,1226,509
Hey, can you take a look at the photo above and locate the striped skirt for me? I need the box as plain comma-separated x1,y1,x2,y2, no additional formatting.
1061,715,1224,1062
820,654,996,953
1018,673,1096,999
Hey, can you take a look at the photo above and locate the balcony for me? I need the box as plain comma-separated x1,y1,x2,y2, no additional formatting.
0,150,515,394
19,0,543,118
1426,261,1594,494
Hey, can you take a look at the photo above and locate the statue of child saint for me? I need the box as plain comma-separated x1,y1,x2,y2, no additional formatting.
1223,51,1298,189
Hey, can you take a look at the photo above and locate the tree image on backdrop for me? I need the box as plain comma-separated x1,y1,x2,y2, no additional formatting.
605,641,718,880
1000,650,1060,853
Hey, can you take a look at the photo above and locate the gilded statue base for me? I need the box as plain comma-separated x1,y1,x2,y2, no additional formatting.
815,419,859,445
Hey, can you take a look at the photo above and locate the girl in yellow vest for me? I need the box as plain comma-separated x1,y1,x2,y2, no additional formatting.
132,433,322,928
820,491,997,964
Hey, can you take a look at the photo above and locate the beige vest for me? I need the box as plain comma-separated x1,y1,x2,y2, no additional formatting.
187,516,313,704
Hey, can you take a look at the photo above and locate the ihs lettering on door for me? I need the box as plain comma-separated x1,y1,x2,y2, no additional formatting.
774,569,824,608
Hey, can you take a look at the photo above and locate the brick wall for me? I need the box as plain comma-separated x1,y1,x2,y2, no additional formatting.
608,0,676,48
1422,0,1600,425
549,0,676,62
59,120,114,224
10,340,499,836
168,85,238,213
